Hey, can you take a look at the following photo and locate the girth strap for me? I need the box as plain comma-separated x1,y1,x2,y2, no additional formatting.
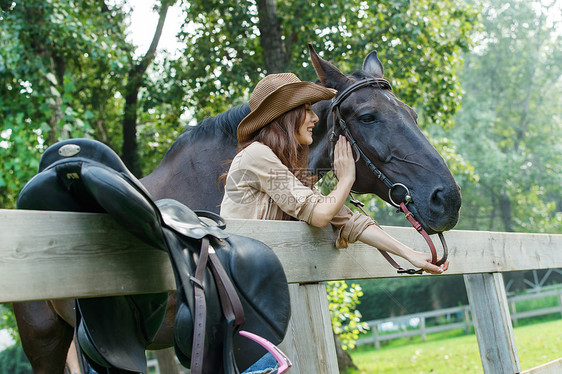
208,251,245,326
190,237,211,374
190,237,247,374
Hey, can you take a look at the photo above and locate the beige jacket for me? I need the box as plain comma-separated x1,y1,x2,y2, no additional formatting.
220,142,374,247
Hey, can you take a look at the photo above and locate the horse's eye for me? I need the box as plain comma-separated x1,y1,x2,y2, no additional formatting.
358,114,376,124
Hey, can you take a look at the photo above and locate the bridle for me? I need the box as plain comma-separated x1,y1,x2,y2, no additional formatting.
329,78,448,274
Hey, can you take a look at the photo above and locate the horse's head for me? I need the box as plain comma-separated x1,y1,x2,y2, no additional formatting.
308,45,461,234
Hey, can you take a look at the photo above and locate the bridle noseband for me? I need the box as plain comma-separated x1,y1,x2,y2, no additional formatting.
329,78,448,274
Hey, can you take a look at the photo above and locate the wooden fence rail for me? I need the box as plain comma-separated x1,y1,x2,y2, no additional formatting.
358,305,471,349
1,209,562,373
357,288,562,348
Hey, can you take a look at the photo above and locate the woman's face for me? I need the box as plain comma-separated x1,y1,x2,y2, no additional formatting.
295,104,319,145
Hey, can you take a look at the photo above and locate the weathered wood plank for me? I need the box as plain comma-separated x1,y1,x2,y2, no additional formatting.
0,210,175,302
521,358,562,374
1,209,562,302
278,284,339,374
464,273,521,374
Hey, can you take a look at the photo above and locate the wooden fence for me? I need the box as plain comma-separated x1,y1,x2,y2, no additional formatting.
1,208,562,373
357,288,562,348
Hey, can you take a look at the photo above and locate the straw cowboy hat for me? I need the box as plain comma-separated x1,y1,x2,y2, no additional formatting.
237,73,337,143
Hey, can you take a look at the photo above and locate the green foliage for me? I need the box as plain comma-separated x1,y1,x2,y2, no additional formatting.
442,0,562,233
0,0,132,207
280,0,477,130
0,304,18,345
326,281,369,350
174,0,477,128
0,344,32,374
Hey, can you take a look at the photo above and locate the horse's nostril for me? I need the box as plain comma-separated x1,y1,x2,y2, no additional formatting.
430,188,447,211
428,186,462,222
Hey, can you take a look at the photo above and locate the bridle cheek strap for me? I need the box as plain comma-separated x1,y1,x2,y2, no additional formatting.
332,78,449,274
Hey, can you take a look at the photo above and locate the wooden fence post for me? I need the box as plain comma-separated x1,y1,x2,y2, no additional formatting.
464,273,521,374
420,317,427,342
278,283,339,374
510,300,518,326
558,290,562,319
373,325,381,349
463,305,471,334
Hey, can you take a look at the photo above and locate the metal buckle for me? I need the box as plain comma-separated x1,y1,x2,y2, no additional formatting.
388,182,412,208
397,268,424,275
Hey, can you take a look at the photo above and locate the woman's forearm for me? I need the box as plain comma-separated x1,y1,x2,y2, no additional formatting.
357,224,411,257
309,178,354,227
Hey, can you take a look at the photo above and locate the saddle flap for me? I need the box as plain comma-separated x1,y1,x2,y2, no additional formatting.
76,296,149,373
165,226,291,373
157,199,229,240
80,163,166,250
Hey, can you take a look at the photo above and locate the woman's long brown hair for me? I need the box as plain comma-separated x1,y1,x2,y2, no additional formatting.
220,105,317,188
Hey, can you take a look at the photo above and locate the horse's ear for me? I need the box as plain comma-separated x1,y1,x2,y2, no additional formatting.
308,43,348,88
363,51,384,78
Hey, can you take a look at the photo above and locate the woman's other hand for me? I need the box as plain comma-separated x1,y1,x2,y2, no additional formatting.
357,225,450,275
406,251,450,274
333,135,355,186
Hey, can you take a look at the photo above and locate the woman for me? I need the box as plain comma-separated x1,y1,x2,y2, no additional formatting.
221,72,448,374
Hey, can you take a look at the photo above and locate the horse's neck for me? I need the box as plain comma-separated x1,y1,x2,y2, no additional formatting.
142,105,248,211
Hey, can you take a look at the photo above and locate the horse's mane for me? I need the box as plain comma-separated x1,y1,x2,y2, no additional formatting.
165,103,250,156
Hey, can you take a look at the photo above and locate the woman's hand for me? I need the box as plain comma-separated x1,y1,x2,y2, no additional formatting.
405,250,449,274
308,136,356,228
357,225,450,275
333,135,355,186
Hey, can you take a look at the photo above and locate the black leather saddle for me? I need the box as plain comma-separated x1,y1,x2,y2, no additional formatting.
17,138,291,373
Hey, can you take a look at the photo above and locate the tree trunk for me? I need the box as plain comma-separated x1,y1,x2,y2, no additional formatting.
334,333,358,372
256,0,287,73
121,1,170,176
23,2,65,145
122,72,142,176
155,348,180,374
47,54,65,145
498,193,514,232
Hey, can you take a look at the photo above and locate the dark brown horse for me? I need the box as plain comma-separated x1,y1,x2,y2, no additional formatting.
14,45,461,373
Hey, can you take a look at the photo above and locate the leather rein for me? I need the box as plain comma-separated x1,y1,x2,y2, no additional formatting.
329,78,448,274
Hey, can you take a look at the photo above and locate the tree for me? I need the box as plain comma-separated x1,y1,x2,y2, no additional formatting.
0,1,178,209
447,0,562,233
0,0,130,207
121,0,175,176
170,0,477,128
0,344,32,374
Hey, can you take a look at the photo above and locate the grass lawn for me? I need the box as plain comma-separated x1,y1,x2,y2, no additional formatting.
346,319,562,373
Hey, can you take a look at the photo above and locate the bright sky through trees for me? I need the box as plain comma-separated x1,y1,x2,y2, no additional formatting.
125,0,184,56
